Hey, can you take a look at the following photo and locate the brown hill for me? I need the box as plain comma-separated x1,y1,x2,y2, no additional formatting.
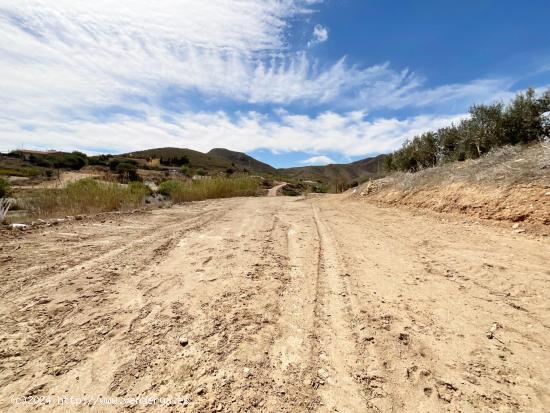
207,148,277,175
279,154,386,184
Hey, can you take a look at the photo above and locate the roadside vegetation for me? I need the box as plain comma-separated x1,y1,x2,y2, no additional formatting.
1,175,261,223
24,179,150,219
158,177,260,203
385,88,550,172
0,177,10,198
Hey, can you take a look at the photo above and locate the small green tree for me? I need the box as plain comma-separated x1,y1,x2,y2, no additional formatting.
115,162,140,182
180,165,191,176
467,103,505,156
503,88,542,144
437,125,462,162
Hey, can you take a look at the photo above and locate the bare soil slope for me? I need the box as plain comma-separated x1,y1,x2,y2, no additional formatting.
1,196,549,412
354,143,550,234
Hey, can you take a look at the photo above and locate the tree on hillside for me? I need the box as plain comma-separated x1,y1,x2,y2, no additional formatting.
385,87,550,173
437,125,463,162
503,88,542,144
466,103,505,156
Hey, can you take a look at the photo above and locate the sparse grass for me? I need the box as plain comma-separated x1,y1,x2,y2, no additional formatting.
158,177,259,203
0,167,43,177
24,178,150,219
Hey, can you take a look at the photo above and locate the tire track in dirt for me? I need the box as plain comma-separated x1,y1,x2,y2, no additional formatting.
265,203,319,412
1,195,548,412
99,198,294,412
314,198,550,412
0,204,229,409
310,204,368,412
0,205,225,297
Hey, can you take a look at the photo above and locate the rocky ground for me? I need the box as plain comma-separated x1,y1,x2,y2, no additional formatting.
1,195,549,412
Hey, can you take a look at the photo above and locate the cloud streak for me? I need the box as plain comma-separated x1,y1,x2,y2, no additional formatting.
0,1,527,159
0,109,467,157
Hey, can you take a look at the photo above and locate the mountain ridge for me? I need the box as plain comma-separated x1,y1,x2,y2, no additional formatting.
123,146,386,184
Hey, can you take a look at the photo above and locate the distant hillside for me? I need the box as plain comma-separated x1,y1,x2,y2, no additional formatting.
122,147,387,184
125,147,232,171
207,148,277,175
279,154,386,184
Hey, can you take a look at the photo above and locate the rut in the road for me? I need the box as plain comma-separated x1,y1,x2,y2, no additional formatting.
2,196,548,412
311,205,368,412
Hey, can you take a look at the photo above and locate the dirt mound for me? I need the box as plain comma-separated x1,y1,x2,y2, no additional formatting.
353,143,550,234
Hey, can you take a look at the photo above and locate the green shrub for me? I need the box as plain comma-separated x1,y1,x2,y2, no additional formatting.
29,155,54,168
160,155,189,166
115,162,140,182
108,158,138,171
158,177,259,203
89,154,111,166
180,165,191,176
0,178,10,198
53,152,88,170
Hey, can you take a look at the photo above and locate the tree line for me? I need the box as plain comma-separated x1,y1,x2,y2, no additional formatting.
384,88,550,172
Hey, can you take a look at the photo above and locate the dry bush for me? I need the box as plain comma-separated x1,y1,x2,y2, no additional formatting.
158,177,259,203
0,198,11,223
24,178,150,219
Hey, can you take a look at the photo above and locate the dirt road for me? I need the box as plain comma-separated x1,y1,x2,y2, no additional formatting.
1,195,549,412
267,182,286,197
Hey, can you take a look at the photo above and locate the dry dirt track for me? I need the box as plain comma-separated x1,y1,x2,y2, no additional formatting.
1,195,549,412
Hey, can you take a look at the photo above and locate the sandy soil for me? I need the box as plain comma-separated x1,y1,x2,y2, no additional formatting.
1,195,549,412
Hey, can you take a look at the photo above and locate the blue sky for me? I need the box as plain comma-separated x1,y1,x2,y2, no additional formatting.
1,1,549,167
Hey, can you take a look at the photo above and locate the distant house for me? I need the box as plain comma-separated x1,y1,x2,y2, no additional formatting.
18,149,63,161
147,157,161,167
192,175,211,180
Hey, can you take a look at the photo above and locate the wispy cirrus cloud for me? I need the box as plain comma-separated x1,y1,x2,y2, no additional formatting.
0,1,513,115
0,0,527,158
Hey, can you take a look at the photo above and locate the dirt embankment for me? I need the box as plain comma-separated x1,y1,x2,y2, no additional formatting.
353,143,550,234
1,195,549,412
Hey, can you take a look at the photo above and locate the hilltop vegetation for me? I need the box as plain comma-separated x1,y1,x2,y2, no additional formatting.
207,148,277,175
125,147,233,173
385,88,550,172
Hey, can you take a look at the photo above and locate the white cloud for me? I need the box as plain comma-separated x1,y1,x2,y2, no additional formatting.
0,1,529,160
0,1,511,118
0,110,467,157
308,24,328,46
300,155,335,165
